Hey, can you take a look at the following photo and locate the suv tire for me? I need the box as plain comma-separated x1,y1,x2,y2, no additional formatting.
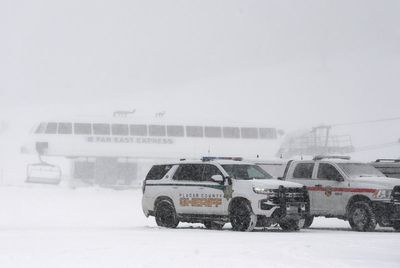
303,215,314,229
279,219,300,231
155,200,179,228
230,201,257,232
348,201,377,232
204,221,225,230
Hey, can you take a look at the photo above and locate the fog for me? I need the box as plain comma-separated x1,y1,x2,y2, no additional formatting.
1,0,399,126
1,2,400,267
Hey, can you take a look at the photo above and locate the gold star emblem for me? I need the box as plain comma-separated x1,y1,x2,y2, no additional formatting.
223,185,234,200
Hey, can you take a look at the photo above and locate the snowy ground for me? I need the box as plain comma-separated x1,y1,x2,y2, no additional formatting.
0,185,399,268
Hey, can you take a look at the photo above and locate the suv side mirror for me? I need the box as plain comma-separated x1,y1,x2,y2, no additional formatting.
211,175,224,183
336,175,344,182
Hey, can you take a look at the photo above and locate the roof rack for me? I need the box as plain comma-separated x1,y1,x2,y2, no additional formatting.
201,156,243,162
375,159,400,163
313,155,351,161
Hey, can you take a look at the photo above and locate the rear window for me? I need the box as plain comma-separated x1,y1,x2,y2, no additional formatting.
145,165,172,180
173,164,204,181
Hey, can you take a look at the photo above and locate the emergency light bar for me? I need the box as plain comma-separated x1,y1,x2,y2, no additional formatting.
201,156,243,162
313,155,351,161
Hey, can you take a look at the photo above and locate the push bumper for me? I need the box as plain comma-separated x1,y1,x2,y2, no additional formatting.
372,201,400,227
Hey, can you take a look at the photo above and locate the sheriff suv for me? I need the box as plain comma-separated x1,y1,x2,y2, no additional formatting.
142,157,309,232
283,155,400,231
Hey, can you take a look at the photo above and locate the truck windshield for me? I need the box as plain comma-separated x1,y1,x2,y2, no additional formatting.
222,164,273,180
338,163,385,178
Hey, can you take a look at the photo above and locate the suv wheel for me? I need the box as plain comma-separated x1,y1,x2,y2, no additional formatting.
204,221,225,230
230,201,257,232
303,215,314,229
279,219,300,231
348,201,377,232
155,200,179,228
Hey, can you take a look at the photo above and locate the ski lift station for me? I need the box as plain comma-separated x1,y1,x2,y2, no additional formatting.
21,116,282,186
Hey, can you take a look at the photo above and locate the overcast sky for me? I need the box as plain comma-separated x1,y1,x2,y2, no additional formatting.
1,0,400,136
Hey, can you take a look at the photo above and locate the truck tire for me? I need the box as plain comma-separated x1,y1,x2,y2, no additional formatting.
279,219,300,231
204,221,225,230
303,215,314,229
155,200,179,228
348,201,377,232
230,201,257,232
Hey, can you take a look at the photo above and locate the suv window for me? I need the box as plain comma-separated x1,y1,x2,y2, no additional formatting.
146,165,172,180
203,164,223,181
293,163,315,179
222,164,272,180
173,164,204,181
317,163,343,180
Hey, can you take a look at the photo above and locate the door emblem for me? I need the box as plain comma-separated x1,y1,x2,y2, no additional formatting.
325,187,332,197
223,185,234,200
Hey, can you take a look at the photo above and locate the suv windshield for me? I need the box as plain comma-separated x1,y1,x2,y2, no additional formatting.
222,164,273,180
338,163,385,178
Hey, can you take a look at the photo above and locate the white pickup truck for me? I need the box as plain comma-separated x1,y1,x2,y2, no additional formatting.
279,156,400,231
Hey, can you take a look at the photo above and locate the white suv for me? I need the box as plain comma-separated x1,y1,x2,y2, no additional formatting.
142,158,309,231
283,156,400,231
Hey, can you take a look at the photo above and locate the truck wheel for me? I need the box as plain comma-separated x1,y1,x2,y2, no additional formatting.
279,219,300,231
348,201,377,232
204,221,225,230
230,201,257,232
393,221,400,232
303,215,314,229
155,200,179,228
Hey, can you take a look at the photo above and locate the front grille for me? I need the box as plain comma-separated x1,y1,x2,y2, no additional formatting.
392,186,400,202
271,186,308,204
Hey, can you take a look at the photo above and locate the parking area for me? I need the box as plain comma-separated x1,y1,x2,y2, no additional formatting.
0,186,399,268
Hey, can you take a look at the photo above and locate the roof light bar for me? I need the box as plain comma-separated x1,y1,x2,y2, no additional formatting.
313,155,351,161
201,156,243,162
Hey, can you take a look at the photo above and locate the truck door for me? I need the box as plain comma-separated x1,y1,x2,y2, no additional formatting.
310,163,346,215
287,162,317,212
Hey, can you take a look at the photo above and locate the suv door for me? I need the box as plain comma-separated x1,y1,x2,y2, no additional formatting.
172,164,225,215
312,162,347,215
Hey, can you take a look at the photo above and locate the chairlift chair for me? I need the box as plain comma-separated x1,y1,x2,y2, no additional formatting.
26,162,62,185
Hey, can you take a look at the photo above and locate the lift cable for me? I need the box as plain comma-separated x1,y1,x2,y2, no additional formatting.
354,142,400,153
331,116,400,127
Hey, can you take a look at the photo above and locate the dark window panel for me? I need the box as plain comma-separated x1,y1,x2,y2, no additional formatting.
241,127,258,139
259,128,277,139
149,125,166,137
130,124,147,136
45,122,57,134
93,123,110,135
167,125,184,137
35,122,47,134
58,122,72,134
186,126,203,137
204,126,222,138
112,124,129,136
223,127,240,138
74,123,92,135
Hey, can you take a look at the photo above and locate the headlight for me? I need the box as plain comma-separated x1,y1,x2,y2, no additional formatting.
373,189,392,199
253,187,276,198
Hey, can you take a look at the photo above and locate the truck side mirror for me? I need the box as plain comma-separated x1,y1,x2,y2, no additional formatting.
336,175,344,182
211,175,224,183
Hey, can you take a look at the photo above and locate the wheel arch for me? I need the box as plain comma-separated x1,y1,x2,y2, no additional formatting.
228,197,252,214
154,196,175,210
346,195,371,216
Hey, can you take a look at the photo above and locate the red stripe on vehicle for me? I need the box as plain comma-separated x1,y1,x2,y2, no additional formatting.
307,186,376,193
